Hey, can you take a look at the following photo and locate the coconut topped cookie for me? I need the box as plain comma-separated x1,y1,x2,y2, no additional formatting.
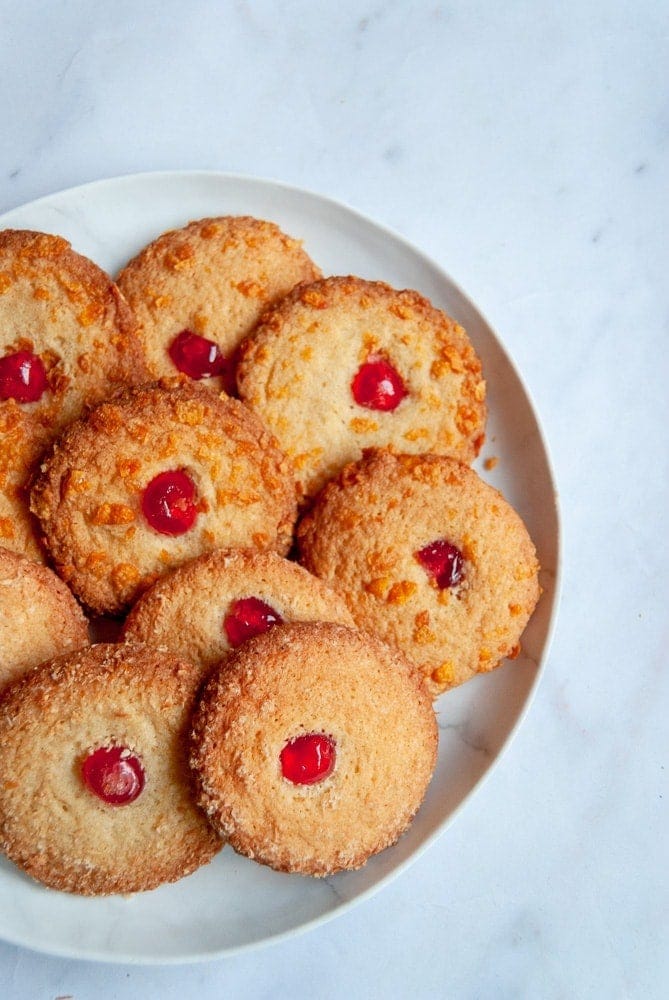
122,548,353,672
190,621,437,876
237,276,486,497
30,379,298,615
0,229,147,559
0,546,89,691
116,216,321,391
0,643,221,895
298,449,540,696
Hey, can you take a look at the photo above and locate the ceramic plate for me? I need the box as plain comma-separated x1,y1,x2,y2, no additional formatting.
0,172,560,963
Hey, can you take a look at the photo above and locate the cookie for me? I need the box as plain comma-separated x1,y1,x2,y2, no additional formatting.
30,379,298,615
0,546,89,691
122,548,354,672
190,621,437,876
0,229,148,560
236,276,486,497
0,643,221,895
116,216,321,391
297,449,540,696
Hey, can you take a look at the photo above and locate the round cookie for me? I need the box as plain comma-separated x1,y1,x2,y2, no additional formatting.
0,229,147,561
122,548,354,672
0,546,89,691
30,379,298,615
297,449,541,696
236,276,486,497
0,643,221,895
190,621,437,876
116,216,321,391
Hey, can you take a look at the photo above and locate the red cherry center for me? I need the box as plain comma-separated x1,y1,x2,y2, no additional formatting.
141,470,198,535
168,329,235,392
280,733,336,785
0,350,48,403
224,596,283,648
81,745,145,805
415,539,464,589
351,357,407,411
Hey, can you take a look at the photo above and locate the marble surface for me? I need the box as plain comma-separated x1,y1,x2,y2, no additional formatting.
0,1,666,997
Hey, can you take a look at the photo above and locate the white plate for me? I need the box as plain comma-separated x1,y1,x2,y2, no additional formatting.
0,172,560,964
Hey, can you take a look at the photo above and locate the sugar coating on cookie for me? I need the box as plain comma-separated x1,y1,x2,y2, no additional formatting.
0,546,89,691
122,548,353,672
298,450,540,696
0,229,148,561
116,216,321,390
190,621,437,876
236,276,486,497
30,379,298,615
0,643,221,895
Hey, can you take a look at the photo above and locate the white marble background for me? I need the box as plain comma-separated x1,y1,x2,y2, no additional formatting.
0,1,667,997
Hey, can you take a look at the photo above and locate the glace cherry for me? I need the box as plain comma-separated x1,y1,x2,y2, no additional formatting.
224,597,283,648
168,329,235,392
81,745,145,805
415,539,464,589
351,357,407,411
141,470,198,535
0,350,48,403
280,733,336,785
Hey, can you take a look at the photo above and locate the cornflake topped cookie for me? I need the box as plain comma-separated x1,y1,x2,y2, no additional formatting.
189,621,437,876
0,643,221,895
122,548,354,673
298,449,540,696
30,379,298,615
116,216,321,391
237,276,486,497
0,546,89,692
0,230,148,560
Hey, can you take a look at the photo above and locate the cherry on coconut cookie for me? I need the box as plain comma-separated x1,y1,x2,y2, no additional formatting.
122,548,353,673
0,643,221,895
0,547,89,692
30,380,298,615
189,622,437,876
236,276,486,497
116,216,321,391
298,449,541,696
0,229,148,560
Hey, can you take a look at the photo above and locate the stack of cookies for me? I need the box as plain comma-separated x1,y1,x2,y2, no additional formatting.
0,216,539,896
